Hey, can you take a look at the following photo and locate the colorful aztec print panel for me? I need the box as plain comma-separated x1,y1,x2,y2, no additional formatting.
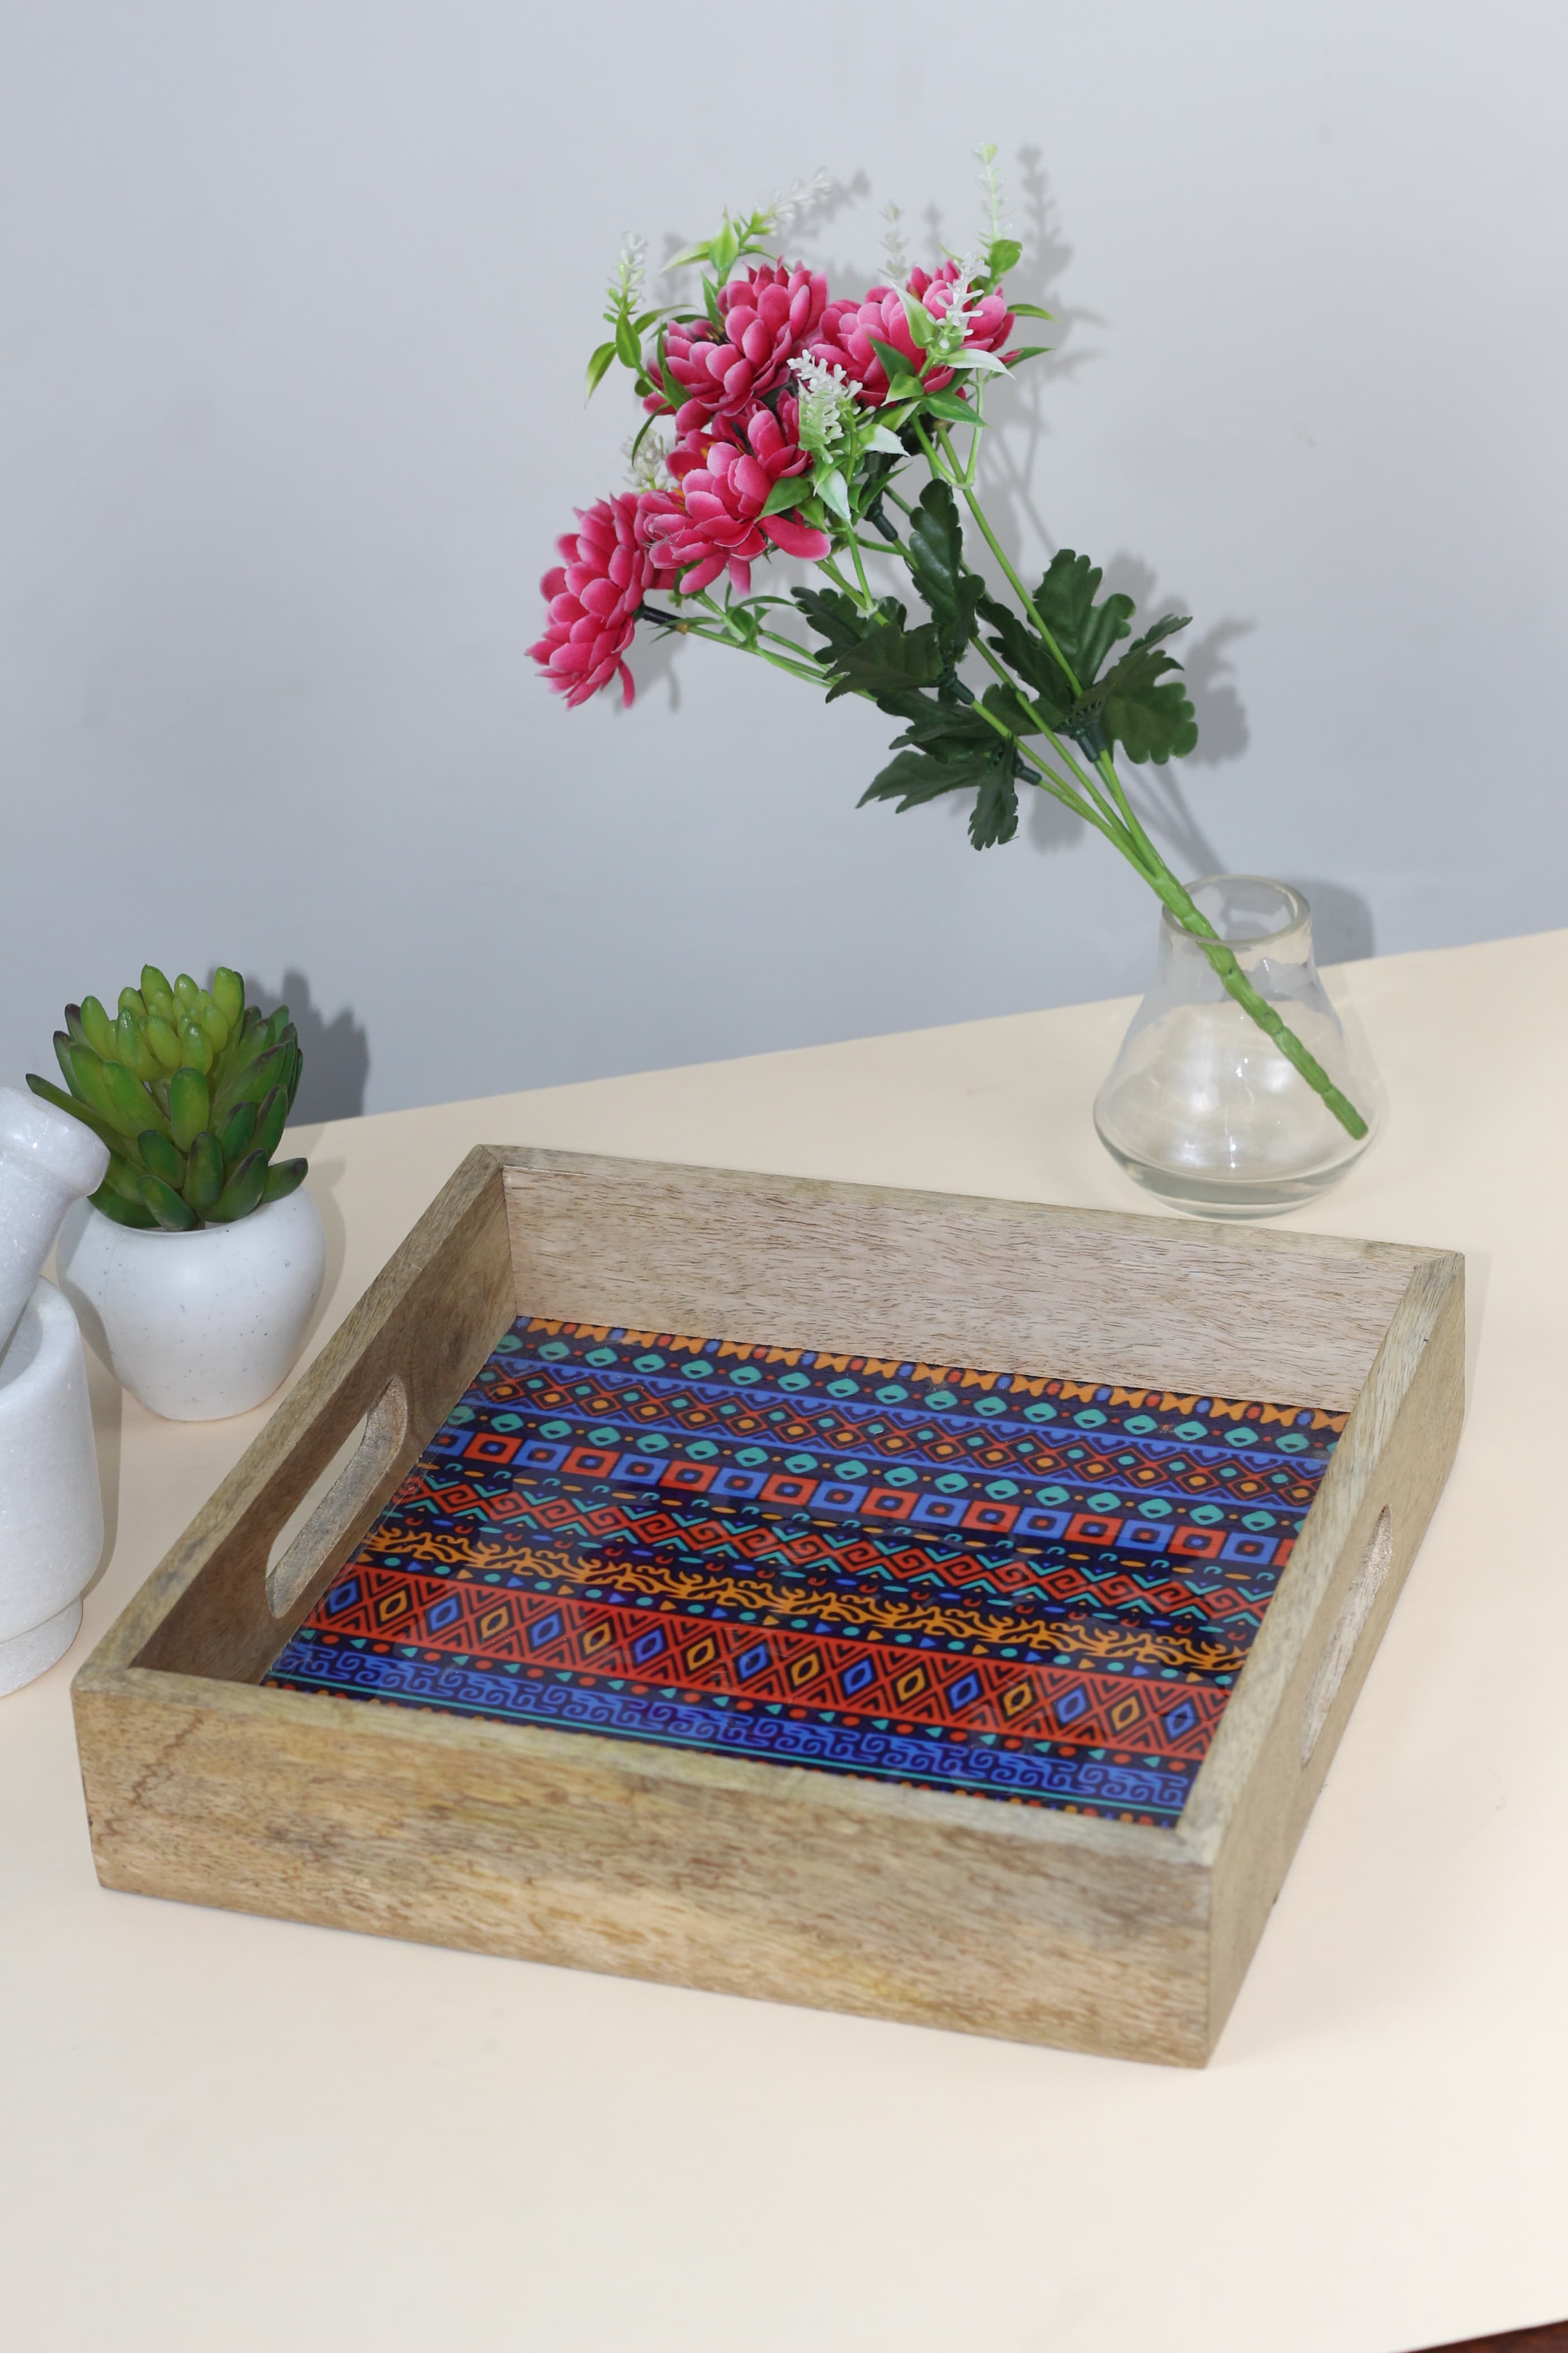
266,1318,1345,1826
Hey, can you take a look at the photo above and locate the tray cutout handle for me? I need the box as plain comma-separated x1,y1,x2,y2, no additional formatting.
266,1375,409,1622
1301,1505,1393,1766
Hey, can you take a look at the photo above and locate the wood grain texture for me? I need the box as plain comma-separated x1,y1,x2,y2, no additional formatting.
1414,2328,1568,2352
122,1146,516,1682
71,1147,1466,2063
500,1152,1425,1410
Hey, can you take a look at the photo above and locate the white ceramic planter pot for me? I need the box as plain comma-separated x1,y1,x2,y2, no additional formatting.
57,1189,326,1421
0,1278,103,1694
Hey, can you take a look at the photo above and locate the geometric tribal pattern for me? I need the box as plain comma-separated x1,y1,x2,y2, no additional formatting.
266,1317,1344,1827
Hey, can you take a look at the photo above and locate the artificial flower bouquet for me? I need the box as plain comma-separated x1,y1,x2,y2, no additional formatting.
532,156,1366,1139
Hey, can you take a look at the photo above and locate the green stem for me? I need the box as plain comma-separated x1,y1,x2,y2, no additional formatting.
922,420,1083,702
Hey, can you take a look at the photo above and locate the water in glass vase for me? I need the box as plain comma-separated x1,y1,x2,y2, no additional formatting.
1094,875,1384,1219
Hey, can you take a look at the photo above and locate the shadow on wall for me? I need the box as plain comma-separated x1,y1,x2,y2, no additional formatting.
252,969,370,1121
1288,881,1376,964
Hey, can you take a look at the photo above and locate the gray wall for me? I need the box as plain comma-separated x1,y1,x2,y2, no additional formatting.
5,1,1565,1118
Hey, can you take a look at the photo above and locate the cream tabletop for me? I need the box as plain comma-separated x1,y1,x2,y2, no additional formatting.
2,928,1565,2353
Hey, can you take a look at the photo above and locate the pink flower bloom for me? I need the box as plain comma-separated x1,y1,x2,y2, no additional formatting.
639,402,830,596
645,262,829,434
807,265,1017,408
529,493,654,708
908,259,1016,357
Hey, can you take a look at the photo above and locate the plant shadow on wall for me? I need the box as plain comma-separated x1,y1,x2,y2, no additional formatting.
252,970,370,1122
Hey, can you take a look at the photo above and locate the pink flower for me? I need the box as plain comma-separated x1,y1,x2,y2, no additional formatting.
639,402,831,595
908,259,1016,358
807,265,1017,408
529,493,654,708
645,262,829,434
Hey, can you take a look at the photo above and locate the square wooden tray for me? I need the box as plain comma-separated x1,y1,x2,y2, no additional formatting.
71,1147,1463,2065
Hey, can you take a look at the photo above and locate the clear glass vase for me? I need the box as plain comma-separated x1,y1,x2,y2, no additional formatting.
1093,874,1384,1219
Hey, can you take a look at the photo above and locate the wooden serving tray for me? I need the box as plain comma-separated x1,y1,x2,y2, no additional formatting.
71,1149,1463,2065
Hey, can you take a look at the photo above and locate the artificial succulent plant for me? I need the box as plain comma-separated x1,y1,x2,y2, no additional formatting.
27,965,305,1231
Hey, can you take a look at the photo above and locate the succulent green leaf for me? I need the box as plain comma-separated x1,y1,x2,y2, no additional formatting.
118,986,146,1023
261,1158,307,1206
198,1000,230,1053
145,1014,183,1071
219,1099,258,1166
103,1154,149,1207
906,481,986,667
262,1006,292,1050
80,996,117,1059
115,1008,161,1082
211,967,243,1027
64,1004,89,1049
209,1149,267,1225
183,1131,224,1216
214,1038,289,1123
137,1168,198,1231
252,1085,289,1166
25,1072,135,1163
138,1129,186,1191
174,974,201,1012
141,966,174,1006
178,1018,213,1076
284,1047,301,1113
90,1181,156,1230
169,1067,211,1152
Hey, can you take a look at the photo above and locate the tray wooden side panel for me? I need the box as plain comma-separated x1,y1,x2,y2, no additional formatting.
71,1665,1215,2062
1182,1252,1465,2042
123,1146,516,1682
498,1152,1424,1410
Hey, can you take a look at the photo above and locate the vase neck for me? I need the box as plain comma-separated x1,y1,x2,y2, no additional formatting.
1163,874,1313,974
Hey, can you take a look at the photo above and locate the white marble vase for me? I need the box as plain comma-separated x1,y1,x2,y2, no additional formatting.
0,1279,104,1694
57,1189,326,1421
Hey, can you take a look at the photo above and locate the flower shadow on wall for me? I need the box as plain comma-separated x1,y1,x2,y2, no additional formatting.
252,970,370,1123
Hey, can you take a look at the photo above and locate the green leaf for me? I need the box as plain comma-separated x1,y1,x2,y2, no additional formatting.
977,594,1077,727
613,314,640,368
252,1085,289,1166
899,291,936,350
138,1129,185,1191
262,1158,308,1206
760,475,808,519
585,340,617,399
219,1099,258,1166
183,1131,224,1217
906,480,985,666
89,1181,156,1230
1033,550,1136,688
920,389,978,424
792,587,906,662
823,619,944,707
137,1167,199,1231
1009,301,1055,321
1087,628,1198,764
858,740,1020,851
986,237,1023,277
209,1149,267,1225
1004,346,1052,365
24,1071,122,1160
813,467,852,523
867,336,924,394
169,1067,210,1152
968,761,1022,850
